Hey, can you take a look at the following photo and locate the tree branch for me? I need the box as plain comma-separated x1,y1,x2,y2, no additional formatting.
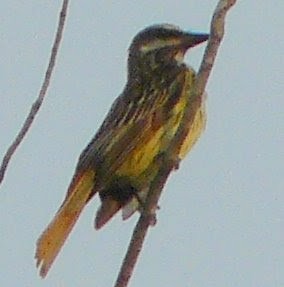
114,1,237,286
0,0,69,186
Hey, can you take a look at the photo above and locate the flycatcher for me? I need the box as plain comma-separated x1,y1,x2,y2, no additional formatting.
35,24,209,277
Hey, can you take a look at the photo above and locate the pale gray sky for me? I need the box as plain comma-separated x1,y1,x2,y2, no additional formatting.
0,1,283,286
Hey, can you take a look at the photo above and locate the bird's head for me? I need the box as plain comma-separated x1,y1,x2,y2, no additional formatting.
128,24,209,79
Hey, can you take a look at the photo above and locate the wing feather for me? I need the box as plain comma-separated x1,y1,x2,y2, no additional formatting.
77,69,189,190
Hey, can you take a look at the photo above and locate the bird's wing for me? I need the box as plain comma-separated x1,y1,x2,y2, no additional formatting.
77,72,187,182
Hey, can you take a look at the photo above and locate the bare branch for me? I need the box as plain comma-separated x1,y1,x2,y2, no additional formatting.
0,0,69,186
114,1,237,286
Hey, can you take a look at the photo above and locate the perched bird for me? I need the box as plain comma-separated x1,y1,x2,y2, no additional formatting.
35,24,209,277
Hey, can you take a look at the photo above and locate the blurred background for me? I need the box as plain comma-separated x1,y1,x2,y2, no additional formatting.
0,1,283,286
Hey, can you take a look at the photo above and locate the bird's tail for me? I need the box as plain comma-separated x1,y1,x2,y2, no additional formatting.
35,170,95,278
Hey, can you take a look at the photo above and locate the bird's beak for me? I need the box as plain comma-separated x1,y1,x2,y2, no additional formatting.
182,32,209,49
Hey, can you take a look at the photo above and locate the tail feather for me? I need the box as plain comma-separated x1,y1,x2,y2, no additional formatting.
35,170,95,278
95,198,121,230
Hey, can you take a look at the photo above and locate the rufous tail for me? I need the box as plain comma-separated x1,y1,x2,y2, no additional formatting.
35,170,95,278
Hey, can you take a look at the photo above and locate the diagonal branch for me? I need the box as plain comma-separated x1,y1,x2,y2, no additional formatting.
114,1,237,286
0,0,69,186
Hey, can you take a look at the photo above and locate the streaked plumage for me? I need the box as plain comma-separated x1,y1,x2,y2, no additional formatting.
35,24,208,277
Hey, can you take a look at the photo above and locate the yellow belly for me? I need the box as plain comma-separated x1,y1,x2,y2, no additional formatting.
178,103,206,159
117,98,206,180
120,99,206,219
116,66,206,181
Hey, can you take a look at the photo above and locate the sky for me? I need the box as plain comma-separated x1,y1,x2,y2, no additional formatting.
0,1,283,286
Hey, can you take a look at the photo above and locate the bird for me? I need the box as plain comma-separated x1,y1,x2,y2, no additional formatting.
35,23,209,278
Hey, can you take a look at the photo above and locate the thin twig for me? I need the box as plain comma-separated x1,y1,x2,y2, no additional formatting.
114,1,237,286
0,0,69,185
